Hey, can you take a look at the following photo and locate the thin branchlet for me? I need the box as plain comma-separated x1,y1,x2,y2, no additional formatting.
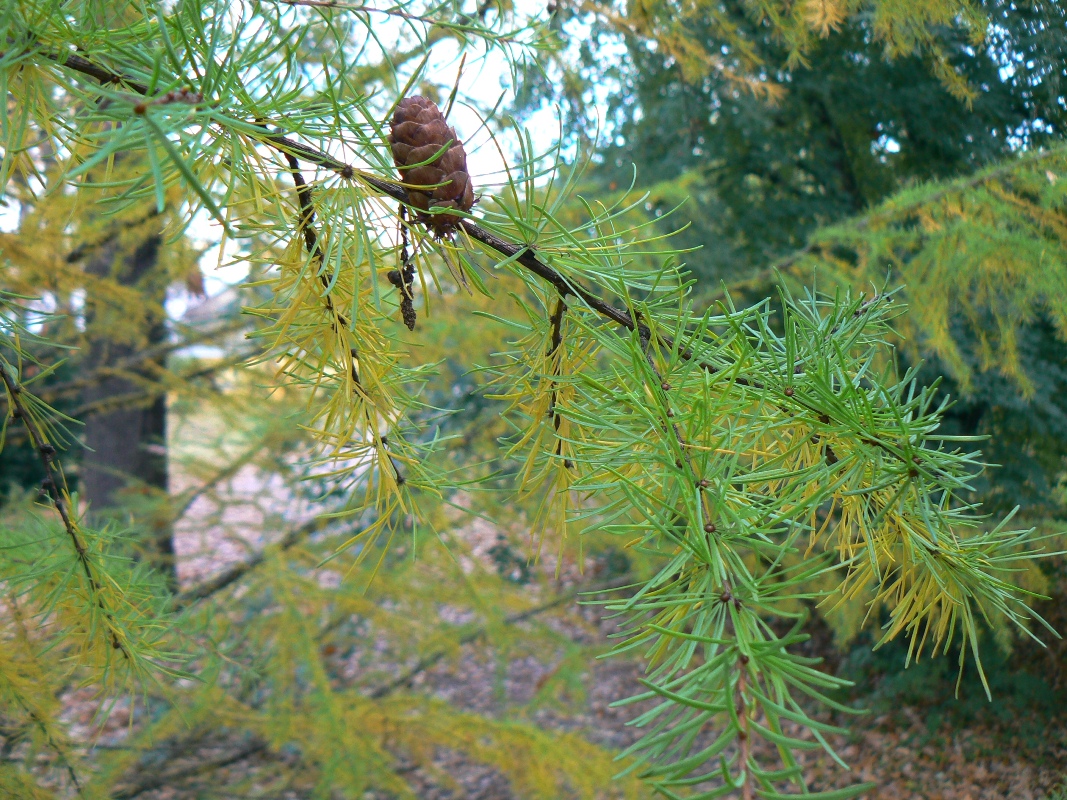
737,656,752,800
4,596,85,795
283,154,407,487
544,296,572,468
638,327,716,531
0,364,129,657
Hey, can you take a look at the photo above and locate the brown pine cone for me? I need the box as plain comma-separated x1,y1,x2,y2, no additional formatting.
389,96,475,233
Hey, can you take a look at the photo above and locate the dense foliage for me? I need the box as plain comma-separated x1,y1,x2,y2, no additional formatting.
525,0,1067,519
0,0,1063,798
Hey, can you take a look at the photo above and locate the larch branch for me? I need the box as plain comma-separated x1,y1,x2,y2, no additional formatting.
25,42,927,475
0,362,129,657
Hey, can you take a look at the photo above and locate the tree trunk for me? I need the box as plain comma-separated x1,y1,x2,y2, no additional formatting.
80,231,175,588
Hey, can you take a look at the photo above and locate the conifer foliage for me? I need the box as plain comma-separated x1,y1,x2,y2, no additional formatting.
772,146,1067,396
760,145,1067,516
0,1,1059,798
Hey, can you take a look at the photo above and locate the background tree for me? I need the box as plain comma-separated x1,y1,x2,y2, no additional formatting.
0,158,206,587
524,0,1064,273
524,0,1067,515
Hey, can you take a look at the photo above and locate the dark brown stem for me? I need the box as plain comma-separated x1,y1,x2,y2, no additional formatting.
286,156,323,262
387,206,418,331
43,47,150,94
284,153,340,321
366,575,630,698
455,218,760,393
547,297,566,362
737,657,753,800
0,363,128,657
283,153,406,487
545,297,571,468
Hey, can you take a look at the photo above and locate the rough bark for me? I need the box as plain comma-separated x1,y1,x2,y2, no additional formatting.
80,230,174,587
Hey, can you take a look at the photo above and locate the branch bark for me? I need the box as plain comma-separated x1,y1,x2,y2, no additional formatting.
367,575,631,698
111,738,266,800
173,515,331,610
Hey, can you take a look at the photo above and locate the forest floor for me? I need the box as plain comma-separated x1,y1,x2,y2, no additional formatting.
356,516,1067,800
379,600,1067,800
119,466,1067,800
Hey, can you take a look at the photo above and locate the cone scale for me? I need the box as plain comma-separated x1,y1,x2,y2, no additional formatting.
389,96,475,233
